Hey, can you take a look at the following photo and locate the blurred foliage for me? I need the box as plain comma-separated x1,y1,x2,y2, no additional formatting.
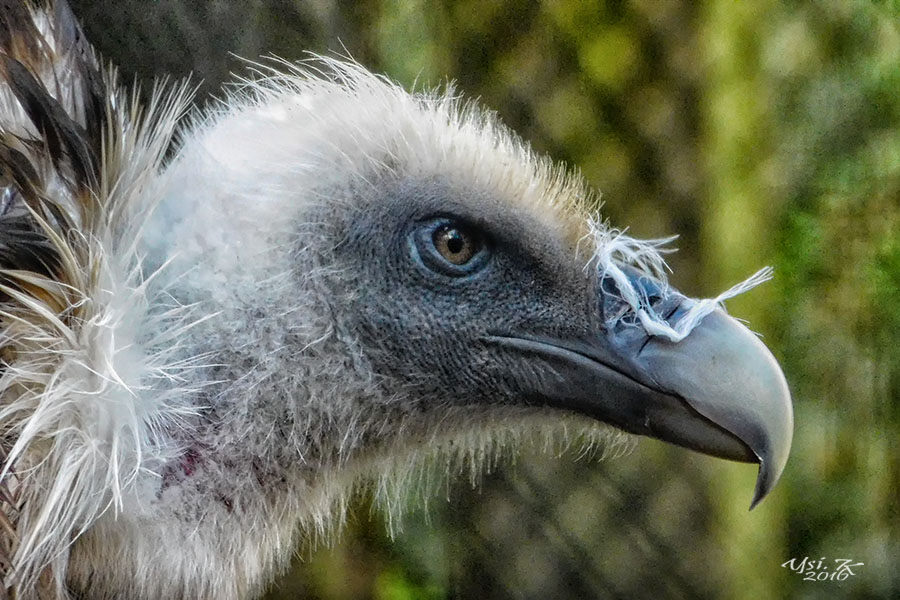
68,0,900,598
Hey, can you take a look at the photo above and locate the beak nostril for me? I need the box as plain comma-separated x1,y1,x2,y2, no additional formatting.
599,269,671,328
600,274,619,296
599,274,627,324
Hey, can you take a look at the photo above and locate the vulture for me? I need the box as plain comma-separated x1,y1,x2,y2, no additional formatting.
0,2,793,599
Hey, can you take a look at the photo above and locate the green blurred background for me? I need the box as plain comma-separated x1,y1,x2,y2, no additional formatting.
67,1,899,598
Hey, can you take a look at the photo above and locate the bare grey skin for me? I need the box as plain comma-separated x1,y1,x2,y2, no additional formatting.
0,2,792,598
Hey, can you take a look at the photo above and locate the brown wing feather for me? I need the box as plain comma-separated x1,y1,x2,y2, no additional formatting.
0,1,109,597
0,0,104,288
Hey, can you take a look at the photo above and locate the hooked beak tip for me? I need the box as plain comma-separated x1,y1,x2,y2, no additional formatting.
749,459,779,511
636,308,793,509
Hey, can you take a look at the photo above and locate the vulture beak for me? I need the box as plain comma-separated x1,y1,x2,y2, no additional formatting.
487,272,793,509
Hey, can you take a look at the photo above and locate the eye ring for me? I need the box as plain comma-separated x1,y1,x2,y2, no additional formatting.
411,218,490,277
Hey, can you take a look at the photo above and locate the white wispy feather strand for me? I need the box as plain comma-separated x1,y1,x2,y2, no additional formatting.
587,217,773,342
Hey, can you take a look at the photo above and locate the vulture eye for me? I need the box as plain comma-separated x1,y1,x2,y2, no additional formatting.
412,218,489,276
433,224,479,265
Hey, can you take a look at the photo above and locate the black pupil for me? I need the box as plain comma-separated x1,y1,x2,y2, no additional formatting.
446,230,465,254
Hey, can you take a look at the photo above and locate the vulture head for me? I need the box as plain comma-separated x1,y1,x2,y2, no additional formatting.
0,2,792,598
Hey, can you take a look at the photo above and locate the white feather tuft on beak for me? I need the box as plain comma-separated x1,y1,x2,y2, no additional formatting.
586,217,774,342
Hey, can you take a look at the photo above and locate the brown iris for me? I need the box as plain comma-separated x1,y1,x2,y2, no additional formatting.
433,224,480,265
